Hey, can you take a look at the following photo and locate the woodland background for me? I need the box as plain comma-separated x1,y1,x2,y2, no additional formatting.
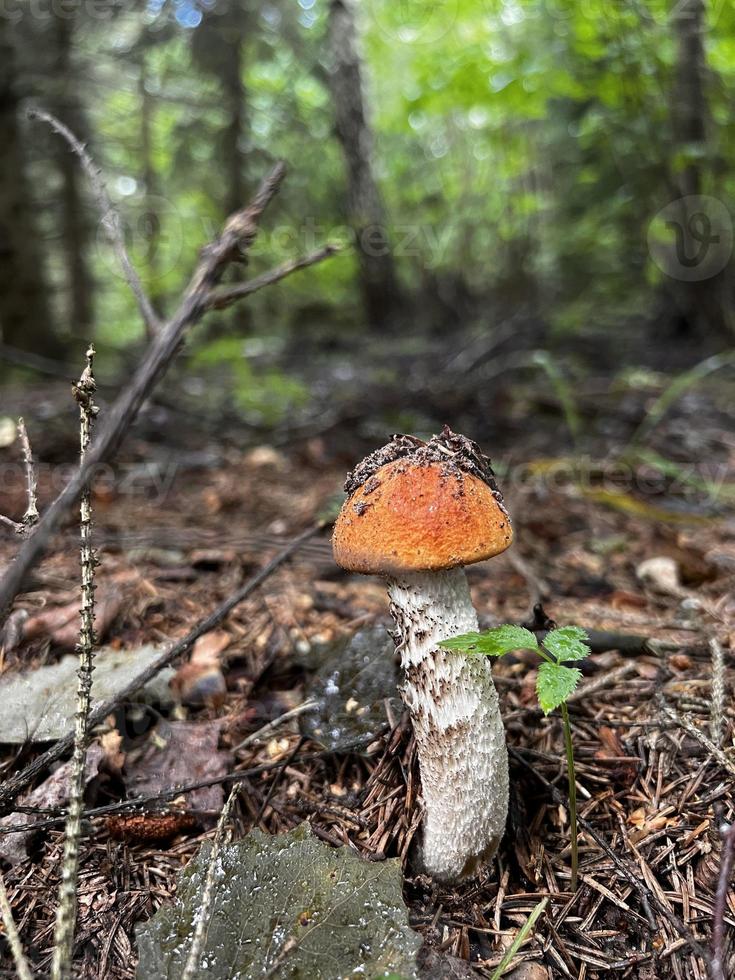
1,0,734,446
1,2,735,978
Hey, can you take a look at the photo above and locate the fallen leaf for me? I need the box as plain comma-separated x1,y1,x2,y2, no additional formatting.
0,609,29,657
0,645,175,743
23,588,124,649
593,726,638,788
0,744,105,865
124,720,232,814
417,946,476,978
100,729,125,771
0,417,17,448
136,823,421,979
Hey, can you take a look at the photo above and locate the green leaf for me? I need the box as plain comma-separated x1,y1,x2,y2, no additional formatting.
536,663,582,715
543,626,591,663
475,625,539,656
439,631,486,652
441,625,539,657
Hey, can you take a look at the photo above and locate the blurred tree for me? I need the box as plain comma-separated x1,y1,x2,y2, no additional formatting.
191,0,249,215
667,0,733,338
327,0,402,329
137,48,163,314
0,17,56,354
50,7,95,335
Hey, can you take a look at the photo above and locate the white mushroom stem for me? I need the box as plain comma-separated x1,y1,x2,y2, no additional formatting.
387,568,508,882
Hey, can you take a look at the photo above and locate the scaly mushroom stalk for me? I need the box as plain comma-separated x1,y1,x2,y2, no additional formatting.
333,427,513,882
387,569,508,881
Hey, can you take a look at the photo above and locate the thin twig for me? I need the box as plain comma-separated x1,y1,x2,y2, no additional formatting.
181,785,240,980
0,522,326,817
0,870,33,980
209,244,339,309
0,160,335,622
0,418,39,536
560,703,579,892
709,638,726,747
509,745,711,962
0,728,389,837
17,419,38,528
711,819,735,980
51,347,99,980
233,700,318,752
28,109,161,338
658,697,735,781
0,515,23,534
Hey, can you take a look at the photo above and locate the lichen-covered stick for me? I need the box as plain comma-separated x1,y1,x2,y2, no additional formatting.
333,427,512,882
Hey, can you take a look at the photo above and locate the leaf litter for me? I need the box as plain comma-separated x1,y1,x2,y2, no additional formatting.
0,384,733,979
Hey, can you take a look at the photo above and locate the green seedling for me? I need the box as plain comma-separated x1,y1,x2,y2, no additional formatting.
441,624,591,891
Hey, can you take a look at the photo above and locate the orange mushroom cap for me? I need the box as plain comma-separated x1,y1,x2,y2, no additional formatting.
333,429,512,575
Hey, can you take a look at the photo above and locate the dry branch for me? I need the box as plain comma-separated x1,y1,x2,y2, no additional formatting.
0,131,336,621
209,244,339,309
0,869,33,980
180,786,239,980
0,418,39,536
50,348,99,980
711,819,735,980
709,637,726,746
0,730,387,838
28,109,161,338
17,419,39,528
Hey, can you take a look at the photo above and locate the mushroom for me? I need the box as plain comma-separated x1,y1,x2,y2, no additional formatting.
333,426,513,882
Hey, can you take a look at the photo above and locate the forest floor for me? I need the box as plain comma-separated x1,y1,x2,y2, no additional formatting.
0,362,733,980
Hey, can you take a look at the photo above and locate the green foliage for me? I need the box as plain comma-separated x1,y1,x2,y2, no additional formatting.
536,662,582,715
441,623,591,711
190,337,308,425
541,626,590,663
443,619,590,889
440,624,538,656
19,0,735,385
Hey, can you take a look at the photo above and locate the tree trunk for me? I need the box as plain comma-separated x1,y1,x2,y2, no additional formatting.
673,0,706,198
0,19,56,354
667,0,733,338
138,53,163,316
221,16,246,217
191,3,250,333
327,0,402,329
51,9,94,335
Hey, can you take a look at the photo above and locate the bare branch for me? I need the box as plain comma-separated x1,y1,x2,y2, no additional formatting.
709,637,726,746
0,161,335,622
181,786,239,980
0,418,38,535
28,109,162,338
0,869,34,980
0,522,325,817
17,418,38,528
51,347,99,980
0,514,24,534
210,244,339,310
658,696,735,781
711,819,735,980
